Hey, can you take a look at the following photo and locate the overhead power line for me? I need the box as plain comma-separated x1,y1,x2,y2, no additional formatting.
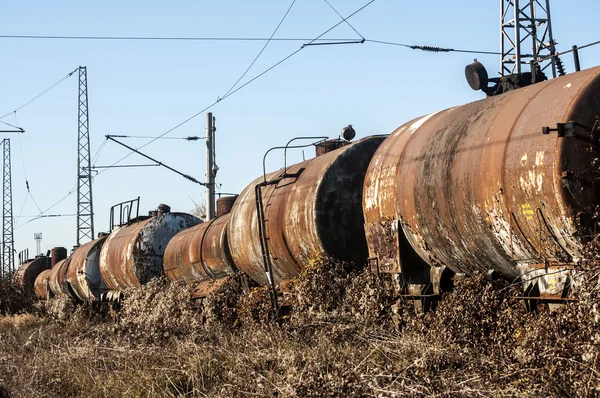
323,0,364,40
366,39,501,55
0,68,78,120
222,0,297,98
0,34,357,42
537,38,600,62
106,134,204,140
94,0,376,176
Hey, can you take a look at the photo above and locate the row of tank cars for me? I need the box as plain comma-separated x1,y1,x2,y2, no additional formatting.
17,66,600,311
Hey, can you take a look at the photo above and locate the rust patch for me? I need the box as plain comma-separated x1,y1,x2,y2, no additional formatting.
228,136,386,286
100,212,201,291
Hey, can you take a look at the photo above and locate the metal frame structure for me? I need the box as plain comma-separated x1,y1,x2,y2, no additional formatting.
2,139,14,277
76,66,95,245
500,0,558,77
34,232,42,255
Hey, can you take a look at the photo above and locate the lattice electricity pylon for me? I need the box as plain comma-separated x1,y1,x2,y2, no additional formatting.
501,0,561,77
76,66,95,245
2,139,14,278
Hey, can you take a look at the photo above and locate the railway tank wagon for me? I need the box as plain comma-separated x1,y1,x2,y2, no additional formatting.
48,258,71,297
66,235,109,302
228,135,387,287
99,204,201,293
16,247,67,292
34,269,53,300
363,66,600,304
17,256,51,292
163,196,238,299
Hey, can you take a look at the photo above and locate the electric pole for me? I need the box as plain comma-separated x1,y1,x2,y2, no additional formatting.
205,113,216,221
76,66,94,245
2,139,14,277
500,0,563,78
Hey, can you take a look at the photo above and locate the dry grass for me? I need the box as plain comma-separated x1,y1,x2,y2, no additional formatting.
1,254,600,397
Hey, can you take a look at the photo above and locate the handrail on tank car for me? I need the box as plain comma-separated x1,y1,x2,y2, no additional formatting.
261,136,328,184
109,197,140,232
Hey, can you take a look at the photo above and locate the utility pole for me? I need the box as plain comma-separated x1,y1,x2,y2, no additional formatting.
205,113,216,221
76,66,94,245
500,0,564,78
2,139,14,277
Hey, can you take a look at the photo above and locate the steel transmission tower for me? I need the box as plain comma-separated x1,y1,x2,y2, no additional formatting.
76,66,94,245
2,139,14,277
500,0,563,78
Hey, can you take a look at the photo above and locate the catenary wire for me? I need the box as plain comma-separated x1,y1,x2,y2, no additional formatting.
95,0,376,176
536,38,600,62
0,68,78,120
222,0,297,98
0,34,356,42
323,0,364,39
366,39,501,55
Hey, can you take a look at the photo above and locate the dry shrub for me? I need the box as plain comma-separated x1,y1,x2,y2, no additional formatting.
236,286,272,324
3,247,600,396
0,276,36,315
117,277,202,343
45,294,77,321
292,254,359,316
343,269,396,326
202,276,242,326
418,274,524,346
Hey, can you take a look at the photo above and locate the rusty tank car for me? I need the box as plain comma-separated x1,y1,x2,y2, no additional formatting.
48,258,71,297
164,197,237,283
34,269,53,300
363,66,600,303
16,256,51,292
66,235,109,302
228,135,386,286
16,247,67,292
164,196,238,299
99,204,201,292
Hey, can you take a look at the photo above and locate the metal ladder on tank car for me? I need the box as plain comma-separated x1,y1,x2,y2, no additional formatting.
256,136,328,321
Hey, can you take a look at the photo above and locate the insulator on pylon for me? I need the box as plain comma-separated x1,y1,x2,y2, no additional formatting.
411,45,451,53
555,55,566,76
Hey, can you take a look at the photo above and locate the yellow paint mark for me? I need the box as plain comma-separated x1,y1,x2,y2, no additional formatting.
521,203,534,221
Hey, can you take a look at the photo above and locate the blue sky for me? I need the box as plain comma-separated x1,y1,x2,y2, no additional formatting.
1,0,599,255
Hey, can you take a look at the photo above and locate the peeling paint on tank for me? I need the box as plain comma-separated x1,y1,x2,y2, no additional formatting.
229,136,386,286
363,66,600,282
519,170,544,196
407,111,443,135
99,212,201,291
521,152,528,166
535,151,545,166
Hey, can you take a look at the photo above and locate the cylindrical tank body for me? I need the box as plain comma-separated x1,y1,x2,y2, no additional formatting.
164,213,235,283
16,256,50,292
51,247,68,268
99,211,201,291
363,67,600,286
229,135,386,286
66,236,108,302
34,269,53,300
48,259,70,297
